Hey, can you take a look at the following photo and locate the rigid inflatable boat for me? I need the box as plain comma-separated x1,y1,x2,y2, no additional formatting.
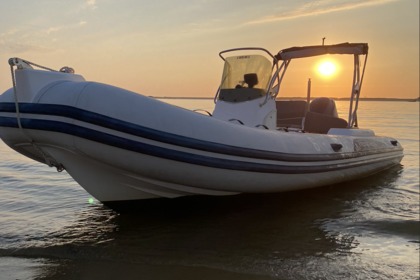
0,43,403,203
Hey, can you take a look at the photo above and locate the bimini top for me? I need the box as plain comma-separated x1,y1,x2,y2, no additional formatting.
275,43,368,61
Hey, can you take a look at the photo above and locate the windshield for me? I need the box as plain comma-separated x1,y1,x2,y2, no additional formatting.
220,55,272,90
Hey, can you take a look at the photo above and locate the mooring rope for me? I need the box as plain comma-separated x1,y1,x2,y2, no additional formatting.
10,63,27,134
8,60,64,171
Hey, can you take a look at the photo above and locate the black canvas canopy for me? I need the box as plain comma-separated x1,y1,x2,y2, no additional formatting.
275,43,368,61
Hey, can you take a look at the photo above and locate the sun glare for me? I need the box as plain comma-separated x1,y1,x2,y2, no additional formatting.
317,60,337,78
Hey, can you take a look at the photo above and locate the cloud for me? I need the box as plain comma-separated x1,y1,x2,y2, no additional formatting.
46,26,62,35
84,0,97,10
0,36,53,54
0,20,88,54
43,20,87,36
245,0,399,25
0,28,44,53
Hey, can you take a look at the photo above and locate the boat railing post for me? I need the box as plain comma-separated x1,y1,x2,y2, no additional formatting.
348,54,359,127
306,78,311,114
351,54,368,127
261,60,289,106
214,86,221,104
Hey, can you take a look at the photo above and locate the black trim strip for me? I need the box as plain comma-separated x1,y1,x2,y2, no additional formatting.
0,102,402,162
0,117,401,174
3,102,320,161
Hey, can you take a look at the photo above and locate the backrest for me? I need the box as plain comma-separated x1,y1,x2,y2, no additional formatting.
276,100,307,128
304,111,348,134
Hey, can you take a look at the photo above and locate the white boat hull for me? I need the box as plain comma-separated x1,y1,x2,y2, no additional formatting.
0,68,404,203
0,126,403,202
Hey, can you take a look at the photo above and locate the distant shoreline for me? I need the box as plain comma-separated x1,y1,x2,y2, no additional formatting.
152,96,420,102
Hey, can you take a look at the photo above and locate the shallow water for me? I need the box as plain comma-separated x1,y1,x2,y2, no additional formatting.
0,100,418,279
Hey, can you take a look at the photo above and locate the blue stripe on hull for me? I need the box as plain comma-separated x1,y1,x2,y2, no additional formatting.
0,103,401,162
0,115,400,174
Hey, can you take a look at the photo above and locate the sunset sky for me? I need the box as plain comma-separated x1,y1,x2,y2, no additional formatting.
0,0,418,99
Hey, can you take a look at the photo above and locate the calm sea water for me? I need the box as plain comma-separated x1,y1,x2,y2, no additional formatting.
0,100,418,280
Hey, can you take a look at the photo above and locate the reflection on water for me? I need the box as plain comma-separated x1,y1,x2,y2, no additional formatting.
2,165,418,279
0,257,54,280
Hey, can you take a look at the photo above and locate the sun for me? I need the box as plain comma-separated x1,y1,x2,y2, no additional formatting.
317,60,337,78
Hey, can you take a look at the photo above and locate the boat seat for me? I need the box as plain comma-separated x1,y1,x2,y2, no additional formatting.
276,100,307,128
304,111,348,134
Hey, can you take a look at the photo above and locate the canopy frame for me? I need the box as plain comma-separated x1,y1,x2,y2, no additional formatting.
214,43,369,128
275,43,369,128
